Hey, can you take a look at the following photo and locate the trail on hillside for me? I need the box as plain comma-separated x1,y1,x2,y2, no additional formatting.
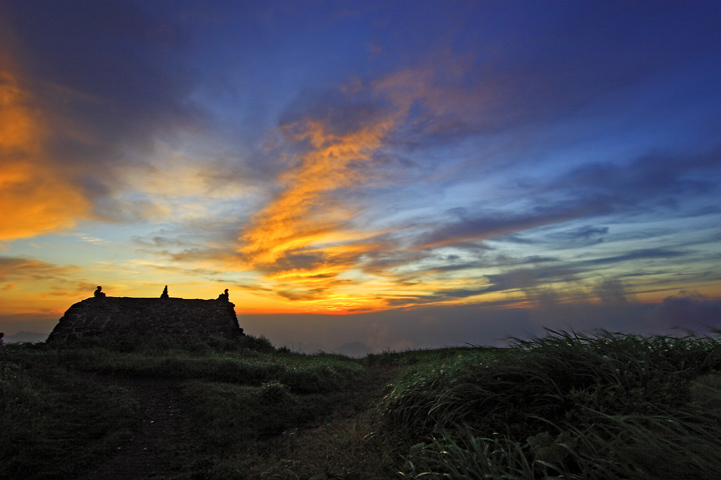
72,364,399,480
74,377,187,480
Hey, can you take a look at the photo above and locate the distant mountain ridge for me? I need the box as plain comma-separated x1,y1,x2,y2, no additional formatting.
5,331,49,343
334,341,373,358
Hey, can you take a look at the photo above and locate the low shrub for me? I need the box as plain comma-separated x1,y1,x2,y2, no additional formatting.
181,380,330,449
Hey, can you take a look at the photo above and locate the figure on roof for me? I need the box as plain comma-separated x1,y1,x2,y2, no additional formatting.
217,288,229,301
94,286,106,298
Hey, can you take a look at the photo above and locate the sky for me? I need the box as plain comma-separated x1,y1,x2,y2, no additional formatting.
1,1,720,352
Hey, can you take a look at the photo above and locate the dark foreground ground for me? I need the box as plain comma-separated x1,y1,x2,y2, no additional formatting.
3,332,721,480
74,377,187,480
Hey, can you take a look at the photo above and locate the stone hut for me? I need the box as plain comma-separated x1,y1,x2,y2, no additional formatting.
48,290,243,342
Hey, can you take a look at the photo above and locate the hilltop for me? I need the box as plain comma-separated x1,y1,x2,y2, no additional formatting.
2,331,721,479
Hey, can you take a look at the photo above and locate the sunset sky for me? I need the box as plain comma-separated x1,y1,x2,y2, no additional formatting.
1,1,720,352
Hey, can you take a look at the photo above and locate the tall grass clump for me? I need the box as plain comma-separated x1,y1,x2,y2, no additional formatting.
385,330,721,479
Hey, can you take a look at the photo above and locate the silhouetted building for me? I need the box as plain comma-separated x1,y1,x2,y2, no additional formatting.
48,289,243,342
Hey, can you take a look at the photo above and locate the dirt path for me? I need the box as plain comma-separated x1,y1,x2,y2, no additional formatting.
72,365,399,479
254,364,401,479
75,377,187,480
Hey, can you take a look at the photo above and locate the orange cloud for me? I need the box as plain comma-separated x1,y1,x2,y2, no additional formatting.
238,110,397,309
237,64,492,311
240,116,394,263
0,68,91,241
236,65,485,308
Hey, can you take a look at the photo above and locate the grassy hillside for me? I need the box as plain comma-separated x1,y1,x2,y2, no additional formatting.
2,331,721,479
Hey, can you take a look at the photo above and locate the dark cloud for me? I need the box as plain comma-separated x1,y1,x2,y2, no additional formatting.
415,147,721,252
416,205,606,250
360,248,464,276
0,256,95,298
381,285,496,307
581,248,685,267
501,226,609,248
497,234,537,245
431,287,490,300
3,0,196,133
547,225,609,245
165,248,228,264
551,150,720,210
646,291,721,332
275,289,325,302
0,256,78,282
132,218,245,266
1,0,205,222
274,274,358,302
134,236,197,249
485,266,577,295
279,87,392,142
271,251,330,275
592,278,636,306
349,3,721,155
